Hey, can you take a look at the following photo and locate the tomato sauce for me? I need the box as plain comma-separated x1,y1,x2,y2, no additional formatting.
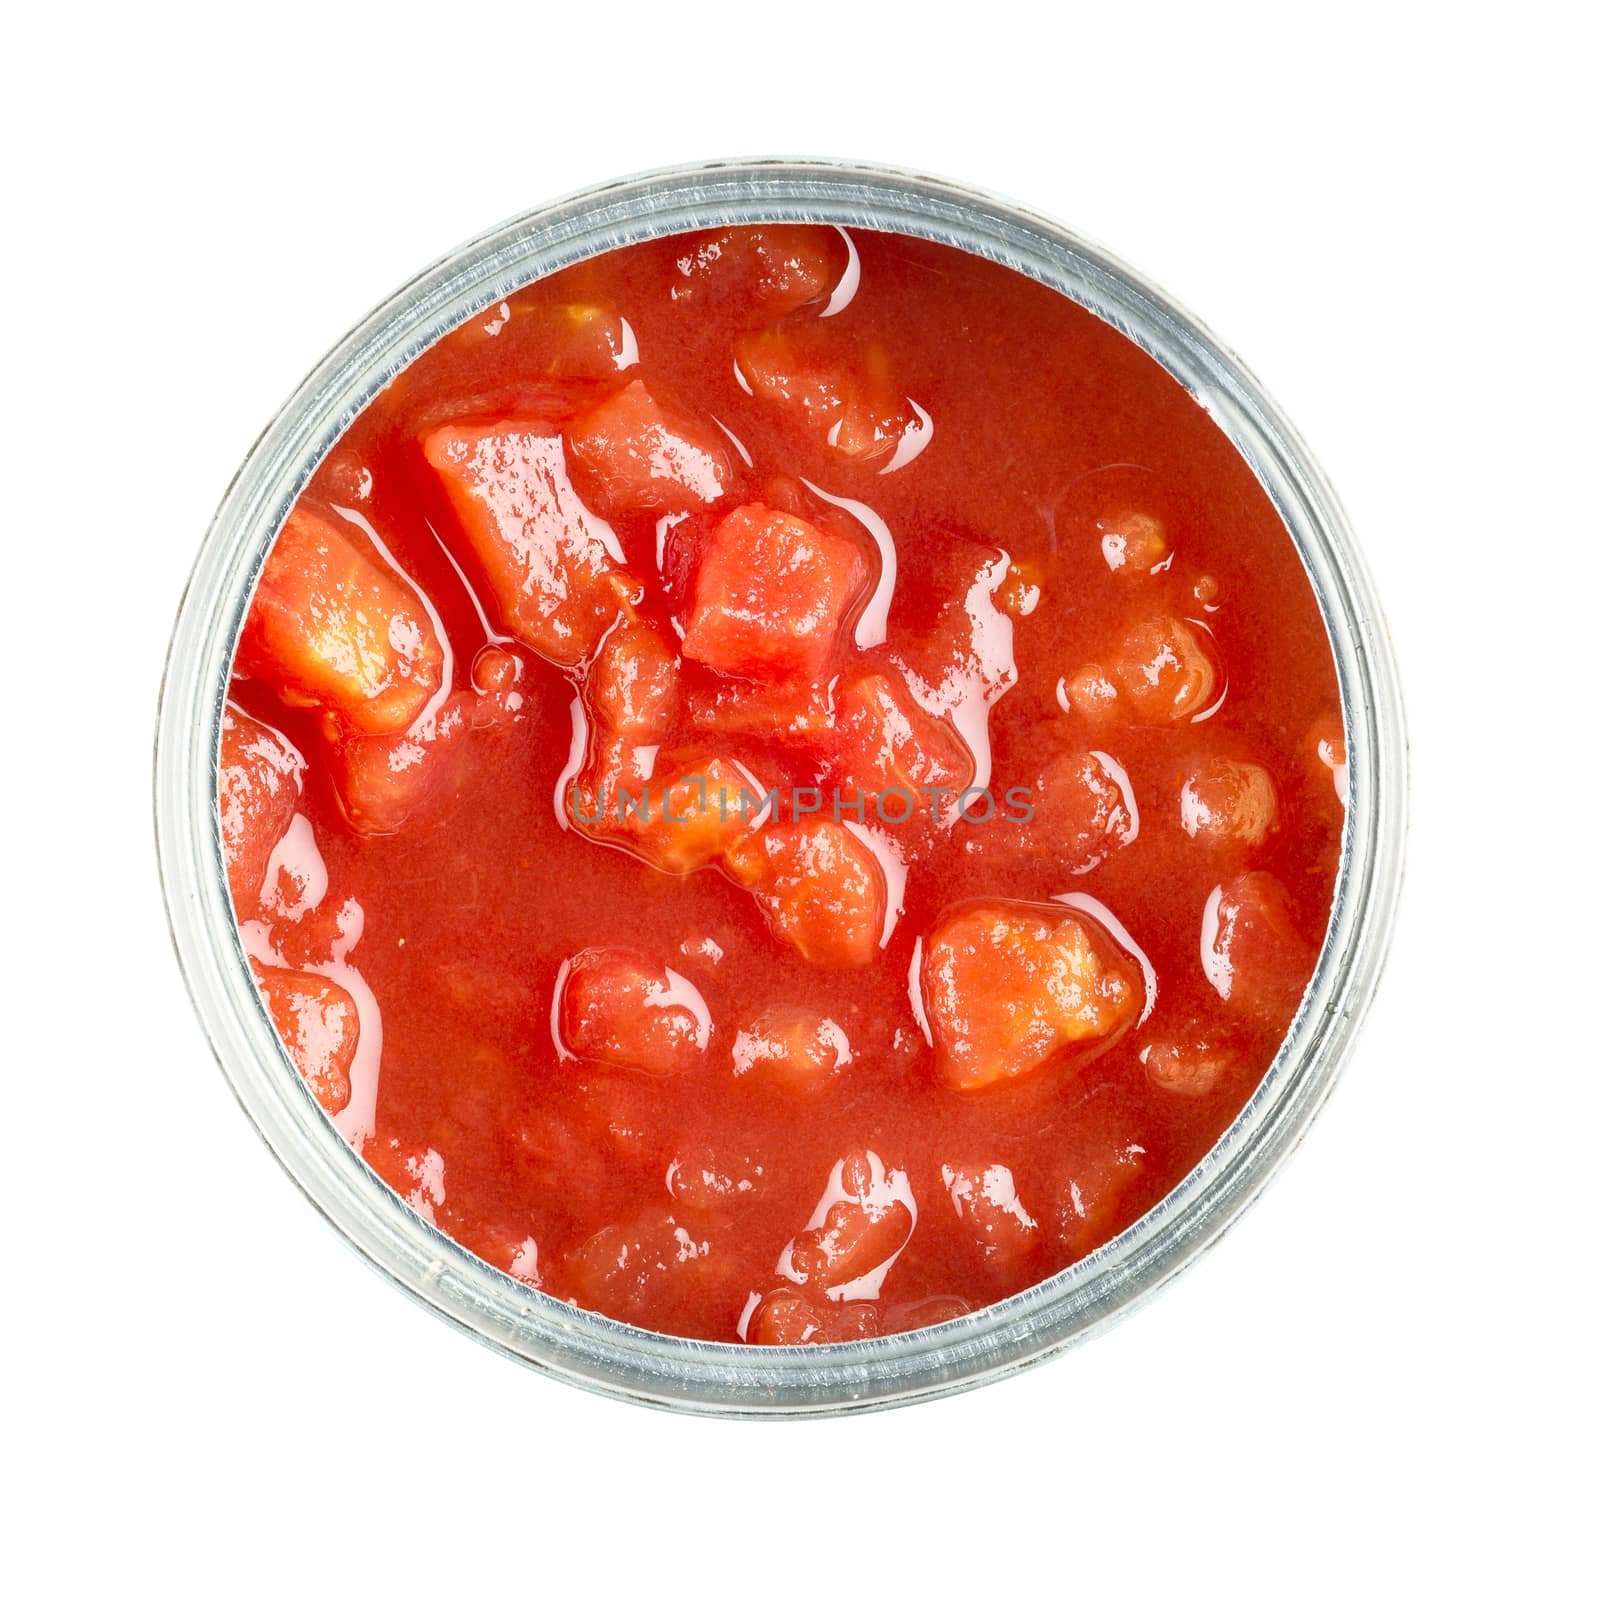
222,225,1345,1344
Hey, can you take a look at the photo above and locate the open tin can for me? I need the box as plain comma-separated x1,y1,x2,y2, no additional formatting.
155,159,1406,1415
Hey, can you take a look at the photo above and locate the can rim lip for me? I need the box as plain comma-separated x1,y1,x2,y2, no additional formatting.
154,156,1407,1416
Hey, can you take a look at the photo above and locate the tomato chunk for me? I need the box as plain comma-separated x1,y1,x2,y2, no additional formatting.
672,225,844,316
219,703,306,916
733,818,887,968
920,901,1141,1090
570,750,762,875
745,1288,882,1345
564,378,730,518
1056,1135,1147,1261
464,300,636,382
562,1210,732,1334
736,328,921,463
731,1006,852,1089
330,694,471,836
883,1295,974,1334
1098,509,1170,575
941,1161,1041,1268
557,946,711,1075
1180,755,1277,845
684,675,835,746
1110,615,1219,722
682,503,869,681
1009,750,1137,874
1202,871,1316,1026
253,962,358,1115
1140,1031,1234,1096
424,420,640,667
779,1152,916,1300
828,668,974,810
665,1146,766,1211
585,621,679,739
238,506,444,734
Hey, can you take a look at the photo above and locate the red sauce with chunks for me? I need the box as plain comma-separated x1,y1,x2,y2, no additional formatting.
221,225,1346,1344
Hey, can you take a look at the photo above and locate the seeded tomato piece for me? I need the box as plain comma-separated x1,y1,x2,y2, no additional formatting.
557,947,711,1076
239,506,444,735
252,962,359,1115
672,224,844,315
1203,871,1317,1027
921,901,1141,1091
564,378,730,518
219,703,306,916
681,503,869,681
732,818,887,969
745,1287,882,1345
424,420,640,667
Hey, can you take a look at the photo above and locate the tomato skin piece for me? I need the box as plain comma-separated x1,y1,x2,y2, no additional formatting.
920,901,1141,1091
252,962,358,1115
557,946,710,1076
238,506,444,735
564,378,730,518
746,1287,881,1345
736,819,887,969
682,503,869,682
424,420,640,668
218,703,305,916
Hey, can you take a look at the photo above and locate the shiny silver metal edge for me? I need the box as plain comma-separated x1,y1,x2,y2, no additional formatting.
155,158,1407,1416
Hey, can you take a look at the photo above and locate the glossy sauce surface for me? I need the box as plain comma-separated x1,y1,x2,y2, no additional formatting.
223,226,1345,1343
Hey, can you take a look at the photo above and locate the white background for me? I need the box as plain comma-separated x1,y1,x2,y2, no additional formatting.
7,3,1593,1592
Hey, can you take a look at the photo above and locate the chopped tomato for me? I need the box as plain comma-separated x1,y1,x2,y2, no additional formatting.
562,1210,732,1334
734,818,886,968
731,1006,852,1089
424,420,640,666
1203,871,1316,1026
684,675,835,746
238,505,444,735
941,1161,1041,1268
681,503,869,681
1140,1031,1234,1096
671,224,845,316
1180,755,1278,846
461,300,635,382
1098,509,1170,575
920,901,1141,1090
746,1287,882,1345
1110,615,1219,722
1306,710,1349,804
330,694,470,836
564,378,730,518
665,1146,766,1211
557,946,711,1075
585,621,679,739
570,749,762,875
828,668,974,809
781,1152,915,1298
736,327,920,463
1010,751,1137,873
882,1295,974,1334
218,703,305,916
252,961,359,1115
1056,1132,1147,1261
